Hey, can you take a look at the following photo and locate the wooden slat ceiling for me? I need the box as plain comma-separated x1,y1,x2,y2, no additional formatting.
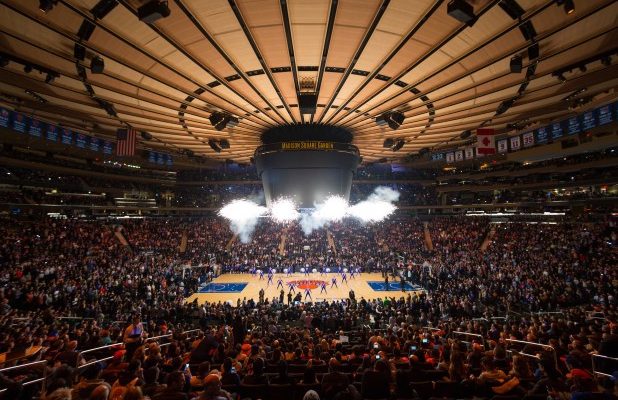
0,0,617,163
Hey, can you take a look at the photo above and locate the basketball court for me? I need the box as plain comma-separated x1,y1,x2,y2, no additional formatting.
185,272,424,305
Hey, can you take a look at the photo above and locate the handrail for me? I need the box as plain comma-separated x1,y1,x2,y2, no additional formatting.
79,343,124,357
592,354,618,378
505,339,558,369
452,331,486,348
0,360,47,394
144,333,172,342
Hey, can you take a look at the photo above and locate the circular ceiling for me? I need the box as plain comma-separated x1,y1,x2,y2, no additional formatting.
0,0,617,163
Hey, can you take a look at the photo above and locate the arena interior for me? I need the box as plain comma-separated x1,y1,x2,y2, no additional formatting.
0,1,617,399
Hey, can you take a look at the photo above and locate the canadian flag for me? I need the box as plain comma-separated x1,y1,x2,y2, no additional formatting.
476,128,496,155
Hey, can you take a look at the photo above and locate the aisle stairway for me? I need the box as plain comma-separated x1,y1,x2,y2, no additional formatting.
327,230,337,255
226,234,237,251
423,222,434,251
480,225,496,252
179,231,188,253
279,226,288,255
113,226,129,247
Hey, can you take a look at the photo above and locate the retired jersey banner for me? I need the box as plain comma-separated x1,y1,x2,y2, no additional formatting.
509,136,521,151
476,128,495,155
89,137,100,152
431,153,444,161
497,139,508,153
103,141,113,155
551,122,563,139
455,150,464,162
522,131,534,148
76,133,87,148
446,152,455,163
465,147,475,159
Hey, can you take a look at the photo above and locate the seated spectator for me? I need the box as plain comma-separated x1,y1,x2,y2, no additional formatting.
271,360,293,384
361,359,390,399
152,371,188,400
71,362,111,400
242,357,269,385
142,366,166,398
321,358,350,400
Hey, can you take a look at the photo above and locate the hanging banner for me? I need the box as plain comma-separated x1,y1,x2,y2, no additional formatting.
454,150,464,162
28,119,43,138
12,113,27,133
509,136,521,151
446,152,455,163
497,139,508,153
89,137,100,152
0,108,10,128
46,124,59,142
522,131,534,148
464,147,475,159
76,133,87,148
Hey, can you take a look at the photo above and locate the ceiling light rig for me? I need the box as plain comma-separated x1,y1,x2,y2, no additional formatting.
556,0,575,15
39,0,58,13
375,111,405,130
447,0,477,27
0,52,61,84
551,49,618,83
209,111,239,131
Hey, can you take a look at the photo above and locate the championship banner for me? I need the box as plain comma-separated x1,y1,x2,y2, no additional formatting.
46,124,59,142
497,139,508,153
90,137,100,152
509,136,521,151
454,150,464,162
61,128,72,145
76,133,87,148
446,152,455,163
28,119,43,138
476,128,495,155
12,112,27,133
522,131,534,148
0,108,10,128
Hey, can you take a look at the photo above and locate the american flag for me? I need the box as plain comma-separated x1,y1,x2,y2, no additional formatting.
116,127,136,156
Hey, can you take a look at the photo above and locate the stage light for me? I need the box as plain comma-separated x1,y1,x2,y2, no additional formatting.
601,56,612,66
45,73,55,84
208,139,221,153
138,0,171,23
447,0,476,26
39,0,57,13
558,73,566,83
270,198,299,223
510,55,522,73
383,138,394,148
219,139,230,149
391,139,405,152
564,0,574,14
90,56,104,74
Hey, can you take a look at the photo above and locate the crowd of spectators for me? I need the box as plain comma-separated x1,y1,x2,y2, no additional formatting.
0,213,615,400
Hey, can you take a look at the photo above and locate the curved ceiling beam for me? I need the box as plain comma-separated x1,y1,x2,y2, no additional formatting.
316,0,391,123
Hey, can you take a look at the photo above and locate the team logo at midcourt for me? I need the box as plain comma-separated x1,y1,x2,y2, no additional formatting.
288,280,326,290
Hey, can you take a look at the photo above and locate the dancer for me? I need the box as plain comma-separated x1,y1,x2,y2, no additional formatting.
258,269,264,280
277,277,284,290
331,276,338,289
320,281,328,294
341,271,348,284
304,287,312,302
287,281,296,294
267,271,274,286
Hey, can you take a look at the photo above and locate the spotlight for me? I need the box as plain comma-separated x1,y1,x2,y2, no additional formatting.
387,111,405,130
460,130,472,139
383,138,394,148
90,56,104,74
208,139,222,153
392,139,405,152
39,0,57,13
45,73,55,84
579,65,587,73
510,55,522,73
140,131,153,140
557,73,566,83
209,112,238,131
138,0,171,23
564,0,575,14
376,112,392,127
219,139,230,149
298,93,318,114
447,0,476,26
24,64,32,73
